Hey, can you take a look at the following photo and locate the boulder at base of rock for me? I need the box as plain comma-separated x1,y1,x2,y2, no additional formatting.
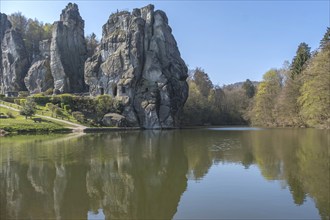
102,113,128,127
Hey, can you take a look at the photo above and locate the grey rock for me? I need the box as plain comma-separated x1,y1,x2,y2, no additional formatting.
84,4,188,129
24,39,53,94
1,17,29,94
50,3,87,93
102,113,128,127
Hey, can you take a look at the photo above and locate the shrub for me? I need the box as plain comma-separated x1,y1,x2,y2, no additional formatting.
14,99,21,105
31,94,51,105
46,102,54,110
20,99,27,106
71,96,95,114
20,98,36,118
6,111,15,118
55,108,65,117
72,111,85,122
59,94,74,105
50,95,61,105
44,88,53,96
60,103,65,109
0,94,5,100
64,105,71,112
18,91,29,98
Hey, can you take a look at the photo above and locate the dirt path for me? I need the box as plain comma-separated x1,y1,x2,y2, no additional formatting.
0,104,87,131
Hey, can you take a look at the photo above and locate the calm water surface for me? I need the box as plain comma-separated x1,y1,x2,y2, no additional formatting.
0,128,329,219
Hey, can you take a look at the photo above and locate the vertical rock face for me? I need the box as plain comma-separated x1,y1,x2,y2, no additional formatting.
1,13,29,94
24,40,53,94
84,5,188,128
50,3,87,93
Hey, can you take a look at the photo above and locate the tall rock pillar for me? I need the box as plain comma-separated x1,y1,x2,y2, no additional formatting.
50,3,87,93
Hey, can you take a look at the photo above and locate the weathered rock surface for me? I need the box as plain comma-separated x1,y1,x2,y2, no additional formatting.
102,113,128,127
1,13,29,94
24,39,53,94
85,5,188,129
50,3,87,93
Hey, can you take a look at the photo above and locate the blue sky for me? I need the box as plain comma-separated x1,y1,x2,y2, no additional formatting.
1,1,329,85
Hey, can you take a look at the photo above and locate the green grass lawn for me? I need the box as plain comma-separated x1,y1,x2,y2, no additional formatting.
0,107,71,133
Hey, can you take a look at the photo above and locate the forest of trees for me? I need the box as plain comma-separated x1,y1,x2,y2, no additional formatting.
182,28,329,129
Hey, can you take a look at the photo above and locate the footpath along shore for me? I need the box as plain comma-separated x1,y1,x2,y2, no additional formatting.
0,104,141,134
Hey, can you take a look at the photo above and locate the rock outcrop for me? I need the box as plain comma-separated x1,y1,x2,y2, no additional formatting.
24,39,53,94
1,13,29,94
102,113,128,127
50,3,87,93
84,5,188,129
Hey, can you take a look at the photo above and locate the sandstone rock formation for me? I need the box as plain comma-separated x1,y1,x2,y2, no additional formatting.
24,39,53,94
50,3,87,93
0,13,29,94
84,5,188,129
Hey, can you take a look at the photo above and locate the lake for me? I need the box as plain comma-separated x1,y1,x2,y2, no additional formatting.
0,128,329,219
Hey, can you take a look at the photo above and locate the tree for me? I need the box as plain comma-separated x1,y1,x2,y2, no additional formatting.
319,27,330,50
86,33,99,57
290,42,311,79
192,68,213,97
242,79,255,98
20,98,36,119
249,69,282,126
8,12,28,34
298,43,330,128
9,12,53,62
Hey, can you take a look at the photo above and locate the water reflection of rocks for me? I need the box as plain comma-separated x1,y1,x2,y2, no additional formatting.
0,129,328,219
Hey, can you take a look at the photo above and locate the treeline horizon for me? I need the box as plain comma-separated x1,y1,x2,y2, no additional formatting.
182,27,329,129
5,12,330,129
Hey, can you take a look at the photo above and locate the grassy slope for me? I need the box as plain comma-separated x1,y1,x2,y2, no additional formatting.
0,107,71,133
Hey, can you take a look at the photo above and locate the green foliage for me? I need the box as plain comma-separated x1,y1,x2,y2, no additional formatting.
95,95,114,117
242,79,256,98
50,95,61,105
31,94,51,105
290,42,311,79
319,27,330,50
55,108,65,118
64,105,71,112
192,68,213,97
59,94,74,105
14,99,20,105
86,32,99,57
9,12,53,62
19,98,36,118
72,111,85,123
0,94,5,100
20,99,26,106
6,111,15,118
249,69,282,126
18,91,29,97
298,46,330,129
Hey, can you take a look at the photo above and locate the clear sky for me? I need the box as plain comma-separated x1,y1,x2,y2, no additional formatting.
1,0,329,85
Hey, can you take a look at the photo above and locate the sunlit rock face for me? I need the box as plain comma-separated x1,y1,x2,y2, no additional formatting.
84,5,188,129
0,13,29,94
50,3,87,93
24,40,54,94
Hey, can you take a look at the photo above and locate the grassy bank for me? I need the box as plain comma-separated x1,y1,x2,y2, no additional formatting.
0,107,71,134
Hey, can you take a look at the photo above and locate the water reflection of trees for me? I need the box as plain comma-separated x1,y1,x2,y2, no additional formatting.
182,129,329,219
0,129,328,219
